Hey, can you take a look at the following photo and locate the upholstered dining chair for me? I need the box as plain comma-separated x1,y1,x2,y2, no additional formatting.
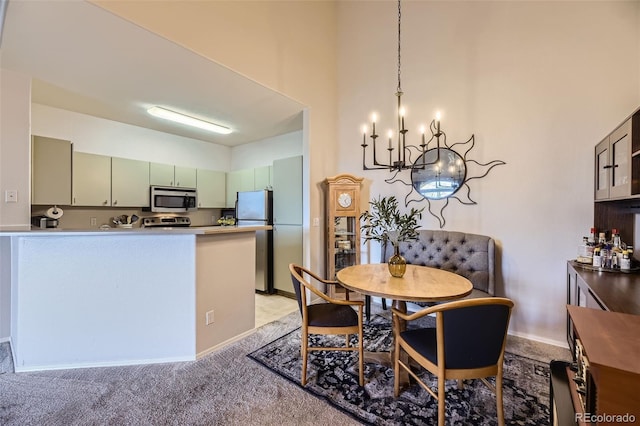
289,264,365,386
392,297,514,426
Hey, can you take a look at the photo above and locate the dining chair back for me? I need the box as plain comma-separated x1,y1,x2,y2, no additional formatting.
392,297,514,426
289,264,365,386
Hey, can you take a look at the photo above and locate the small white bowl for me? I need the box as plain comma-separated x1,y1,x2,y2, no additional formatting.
116,224,133,229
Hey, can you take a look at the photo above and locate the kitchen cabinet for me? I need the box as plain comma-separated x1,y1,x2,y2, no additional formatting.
149,162,175,186
175,166,196,188
226,168,255,207
273,156,303,225
72,152,111,206
197,169,226,208
225,165,274,207
254,165,272,190
31,135,71,205
271,156,303,297
595,118,631,200
111,157,150,207
150,163,196,188
273,224,303,294
593,109,640,248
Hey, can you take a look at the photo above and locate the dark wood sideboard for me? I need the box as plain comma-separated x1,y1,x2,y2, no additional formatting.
551,262,640,425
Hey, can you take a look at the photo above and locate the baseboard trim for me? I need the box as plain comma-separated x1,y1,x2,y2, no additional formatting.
196,328,257,360
14,354,196,373
509,330,568,349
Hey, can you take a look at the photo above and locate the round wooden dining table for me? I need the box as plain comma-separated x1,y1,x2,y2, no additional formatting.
336,263,473,386
336,263,473,308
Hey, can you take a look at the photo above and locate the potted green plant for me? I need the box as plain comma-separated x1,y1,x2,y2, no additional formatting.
360,195,424,277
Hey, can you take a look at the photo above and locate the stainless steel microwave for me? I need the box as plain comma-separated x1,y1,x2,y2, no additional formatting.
149,186,197,213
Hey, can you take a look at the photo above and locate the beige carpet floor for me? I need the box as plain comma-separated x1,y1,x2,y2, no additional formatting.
0,302,570,425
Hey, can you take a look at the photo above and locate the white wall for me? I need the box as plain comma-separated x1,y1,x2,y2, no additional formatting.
0,69,31,228
337,1,640,346
32,104,232,171
231,130,303,171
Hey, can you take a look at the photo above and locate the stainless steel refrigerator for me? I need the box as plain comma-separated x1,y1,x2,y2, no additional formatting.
236,190,274,293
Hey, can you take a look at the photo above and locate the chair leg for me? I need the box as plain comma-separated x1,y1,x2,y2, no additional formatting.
365,295,371,322
496,373,505,426
301,330,308,386
358,321,364,386
457,379,464,389
437,378,445,426
393,341,400,397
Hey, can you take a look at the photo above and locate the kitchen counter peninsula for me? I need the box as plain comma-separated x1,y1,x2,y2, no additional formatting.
0,225,269,371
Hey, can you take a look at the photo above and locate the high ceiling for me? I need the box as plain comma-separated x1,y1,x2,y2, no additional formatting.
0,1,305,147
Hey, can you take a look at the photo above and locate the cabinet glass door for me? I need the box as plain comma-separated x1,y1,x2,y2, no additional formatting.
596,146,609,193
333,216,357,277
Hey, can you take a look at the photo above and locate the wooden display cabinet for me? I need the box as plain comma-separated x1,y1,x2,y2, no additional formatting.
552,305,640,425
324,174,363,300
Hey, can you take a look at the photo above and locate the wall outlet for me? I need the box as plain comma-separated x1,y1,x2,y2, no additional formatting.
4,190,17,203
206,310,215,325
90,217,97,226
312,217,320,227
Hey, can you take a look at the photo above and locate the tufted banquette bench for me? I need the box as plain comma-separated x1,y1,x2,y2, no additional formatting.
380,229,496,306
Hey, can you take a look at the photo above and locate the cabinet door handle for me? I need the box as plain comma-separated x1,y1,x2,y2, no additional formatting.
603,164,618,169
113,200,118,205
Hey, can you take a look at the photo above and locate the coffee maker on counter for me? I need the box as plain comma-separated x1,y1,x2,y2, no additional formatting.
31,206,63,229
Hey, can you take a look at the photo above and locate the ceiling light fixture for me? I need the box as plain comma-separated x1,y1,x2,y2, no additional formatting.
361,0,455,172
147,106,232,135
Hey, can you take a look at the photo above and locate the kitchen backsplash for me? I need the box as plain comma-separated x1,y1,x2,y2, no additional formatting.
31,206,223,229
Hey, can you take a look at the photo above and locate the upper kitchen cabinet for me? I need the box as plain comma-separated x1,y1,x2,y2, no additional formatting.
595,119,632,200
226,169,255,207
31,136,71,206
254,166,272,191
197,169,226,208
594,110,640,202
149,162,174,187
272,156,303,225
150,163,196,188
175,166,197,188
72,152,111,206
111,157,150,207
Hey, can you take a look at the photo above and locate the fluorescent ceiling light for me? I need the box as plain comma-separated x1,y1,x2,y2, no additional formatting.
147,106,232,135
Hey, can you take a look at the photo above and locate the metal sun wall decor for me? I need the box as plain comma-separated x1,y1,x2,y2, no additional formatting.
360,0,505,228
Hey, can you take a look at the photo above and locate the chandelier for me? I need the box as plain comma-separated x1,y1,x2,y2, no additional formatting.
361,0,450,172
359,0,506,229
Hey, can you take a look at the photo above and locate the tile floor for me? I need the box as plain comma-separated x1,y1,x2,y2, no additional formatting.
255,293,299,328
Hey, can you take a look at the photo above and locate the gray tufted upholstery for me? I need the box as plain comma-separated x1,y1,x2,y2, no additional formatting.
382,230,495,300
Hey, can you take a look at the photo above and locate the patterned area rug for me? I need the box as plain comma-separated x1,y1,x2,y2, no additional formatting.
248,315,550,425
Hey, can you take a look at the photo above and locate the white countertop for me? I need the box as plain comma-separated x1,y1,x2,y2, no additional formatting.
0,225,272,236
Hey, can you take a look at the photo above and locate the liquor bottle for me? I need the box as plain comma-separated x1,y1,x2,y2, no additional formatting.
598,232,610,268
592,247,602,268
610,228,624,268
621,250,631,271
577,237,592,264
